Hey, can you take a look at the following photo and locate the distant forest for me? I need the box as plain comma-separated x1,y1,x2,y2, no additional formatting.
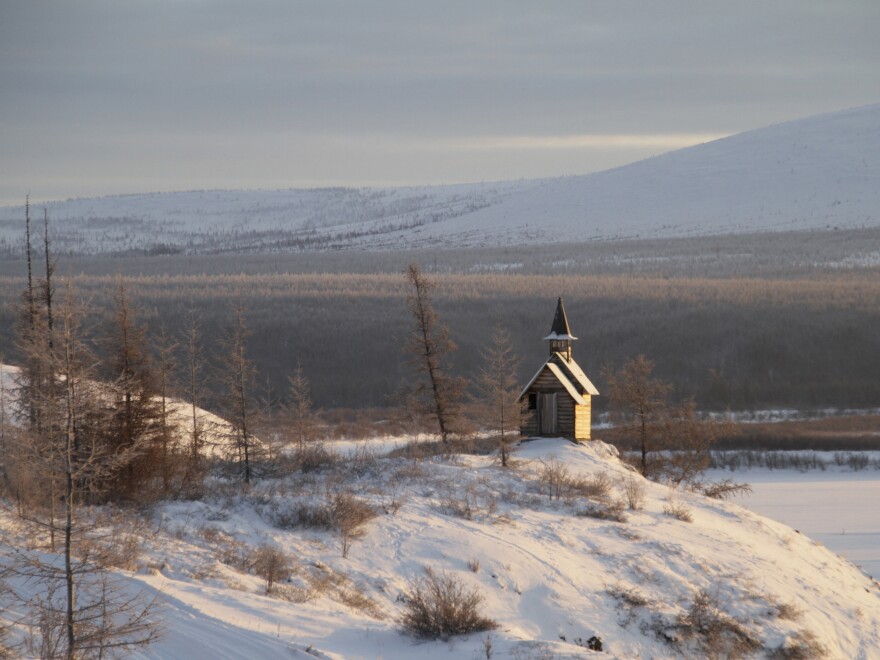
1,228,879,413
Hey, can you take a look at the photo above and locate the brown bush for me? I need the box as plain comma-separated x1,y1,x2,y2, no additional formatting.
252,544,293,593
400,568,497,640
676,589,761,659
619,474,646,511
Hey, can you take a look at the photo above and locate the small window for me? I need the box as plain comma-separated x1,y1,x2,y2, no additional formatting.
528,393,537,410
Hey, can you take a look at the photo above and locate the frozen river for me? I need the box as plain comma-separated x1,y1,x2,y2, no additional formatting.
708,468,880,580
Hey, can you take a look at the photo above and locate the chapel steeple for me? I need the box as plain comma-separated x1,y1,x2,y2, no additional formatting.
519,297,598,442
544,296,577,361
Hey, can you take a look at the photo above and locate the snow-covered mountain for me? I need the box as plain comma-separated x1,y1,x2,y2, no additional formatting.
1,104,878,255
410,103,880,246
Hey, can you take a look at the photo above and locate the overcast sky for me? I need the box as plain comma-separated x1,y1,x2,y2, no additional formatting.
1,1,878,206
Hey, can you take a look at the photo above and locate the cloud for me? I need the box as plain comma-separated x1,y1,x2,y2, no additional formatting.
0,1,878,202
449,134,729,151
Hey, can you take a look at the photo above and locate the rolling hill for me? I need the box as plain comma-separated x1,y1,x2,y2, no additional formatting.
1,104,878,255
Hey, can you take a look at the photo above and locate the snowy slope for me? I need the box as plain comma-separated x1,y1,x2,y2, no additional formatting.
0,181,535,255
3,439,872,659
126,440,880,658
1,104,878,254
3,363,880,657
396,103,880,247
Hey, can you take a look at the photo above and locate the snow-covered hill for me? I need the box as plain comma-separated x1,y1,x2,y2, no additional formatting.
1,104,878,255
3,361,880,657
400,103,880,247
108,440,880,658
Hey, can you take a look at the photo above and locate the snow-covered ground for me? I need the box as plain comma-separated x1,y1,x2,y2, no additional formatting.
4,438,877,658
127,441,880,658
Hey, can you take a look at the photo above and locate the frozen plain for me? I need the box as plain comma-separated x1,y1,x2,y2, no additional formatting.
712,467,880,581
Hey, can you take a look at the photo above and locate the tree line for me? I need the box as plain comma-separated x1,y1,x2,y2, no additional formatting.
3,265,879,413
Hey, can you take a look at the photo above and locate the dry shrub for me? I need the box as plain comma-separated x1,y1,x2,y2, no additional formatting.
606,583,650,608
401,568,497,640
577,501,627,522
332,491,378,558
386,438,474,461
269,500,334,530
215,537,255,573
568,472,613,501
391,460,427,481
80,510,149,571
663,502,694,522
289,443,341,473
774,601,803,622
606,583,654,628
619,474,646,511
300,563,383,618
768,630,827,659
267,491,377,558
696,480,752,500
271,583,317,604
252,544,292,593
337,584,385,619
344,443,381,477
467,558,481,573
438,482,497,521
538,458,570,500
676,589,761,659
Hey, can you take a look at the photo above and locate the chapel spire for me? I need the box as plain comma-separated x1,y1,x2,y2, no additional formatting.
544,297,577,360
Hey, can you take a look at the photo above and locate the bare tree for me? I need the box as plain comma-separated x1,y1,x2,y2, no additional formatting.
604,355,725,484
603,355,672,477
101,282,162,501
153,326,180,495
41,208,55,347
252,544,291,594
284,363,320,450
403,263,463,443
661,398,729,486
23,196,36,335
474,327,520,467
218,302,260,484
2,282,162,658
181,312,207,491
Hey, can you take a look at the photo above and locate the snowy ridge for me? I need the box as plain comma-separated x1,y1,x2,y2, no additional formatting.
115,438,880,658
1,104,879,254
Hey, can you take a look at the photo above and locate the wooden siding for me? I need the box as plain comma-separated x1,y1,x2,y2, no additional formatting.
520,365,595,441
532,369,565,391
574,400,592,441
553,395,572,437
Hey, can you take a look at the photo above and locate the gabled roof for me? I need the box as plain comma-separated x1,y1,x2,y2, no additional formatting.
517,353,599,403
543,297,577,341
546,363,587,405
555,355,600,396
